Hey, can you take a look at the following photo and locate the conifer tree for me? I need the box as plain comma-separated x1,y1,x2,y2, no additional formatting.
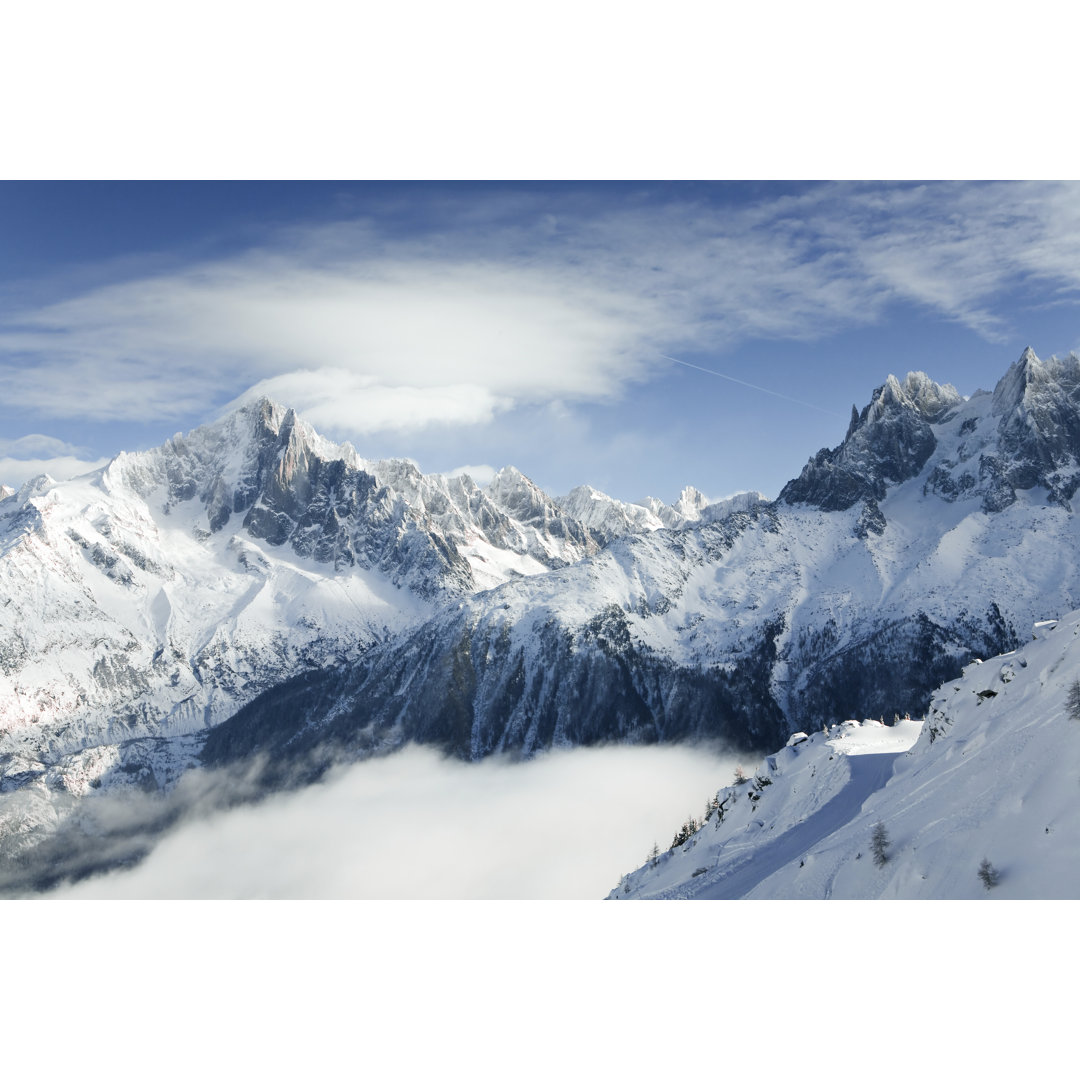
871,822,890,867
978,858,1000,890
1067,678,1080,721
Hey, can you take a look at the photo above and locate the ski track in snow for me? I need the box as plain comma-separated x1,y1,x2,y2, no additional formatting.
677,753,899,900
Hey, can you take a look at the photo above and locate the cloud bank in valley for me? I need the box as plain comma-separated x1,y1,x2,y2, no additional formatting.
39,744,747,900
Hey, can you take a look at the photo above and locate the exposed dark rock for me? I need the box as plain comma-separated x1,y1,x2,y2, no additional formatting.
201,602,791,771
781,372,959,511
855,499,887,538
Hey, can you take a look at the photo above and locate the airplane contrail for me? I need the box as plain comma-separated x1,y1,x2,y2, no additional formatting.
660,354,844,418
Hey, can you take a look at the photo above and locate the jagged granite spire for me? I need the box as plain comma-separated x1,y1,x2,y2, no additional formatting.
986,347,1080,510
846,404,860,439
780,371,961,512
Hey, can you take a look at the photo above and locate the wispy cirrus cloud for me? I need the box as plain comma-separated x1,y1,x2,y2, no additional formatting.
2,181,1080,441
807,182,1080,340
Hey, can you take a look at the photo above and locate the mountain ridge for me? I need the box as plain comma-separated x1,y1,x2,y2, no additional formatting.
207,351,1080,769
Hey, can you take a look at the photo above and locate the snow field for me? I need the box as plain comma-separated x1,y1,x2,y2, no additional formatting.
617,612,1080,899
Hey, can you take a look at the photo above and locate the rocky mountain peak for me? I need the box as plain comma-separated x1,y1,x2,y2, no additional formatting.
554,485,664,541
991,348,1080,418
979,349,1080,509
991,347,1043,417
672,486,710,519
487,465,533,501
487,466,561,529
866,371,961,425
15,474,57,501
780,371,957,513
901,371,962,420
246,394,287,432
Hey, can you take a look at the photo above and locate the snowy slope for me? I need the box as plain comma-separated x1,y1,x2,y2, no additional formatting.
613,613,1080,899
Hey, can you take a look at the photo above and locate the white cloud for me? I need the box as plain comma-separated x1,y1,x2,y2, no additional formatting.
229,369,511,434
3,181,1080,438
42,743,747,900
0,433,109,491
443,463,496,485
0,252,654,425
0,433,87,458
0,454,110,490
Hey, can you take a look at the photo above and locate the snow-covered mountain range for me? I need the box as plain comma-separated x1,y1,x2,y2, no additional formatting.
4,346,1080,892
0,396,758,862
1,396,703,755
200,348,1080,769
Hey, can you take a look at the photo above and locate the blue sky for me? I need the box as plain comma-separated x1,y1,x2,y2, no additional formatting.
2,180,1080,503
